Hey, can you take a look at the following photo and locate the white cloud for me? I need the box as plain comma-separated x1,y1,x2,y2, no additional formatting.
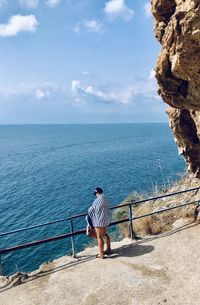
71,80,135,104
149,69,156,79
46,0,60,8
35,89,50,100
74,20,103,34
36,89,45,99
71,81,109,102
19,0,39,8
0,82,63,100
104,0,134,21
83,20,103,33
0,79,164,123
143,1,152,17
81,71,90,75
71,80,81,93
85,85,108,101
0,77,159,109
0,15,39,37
71,76,159,105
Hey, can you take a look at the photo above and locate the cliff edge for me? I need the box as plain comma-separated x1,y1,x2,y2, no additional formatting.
152,0,200,177
1,220,200,305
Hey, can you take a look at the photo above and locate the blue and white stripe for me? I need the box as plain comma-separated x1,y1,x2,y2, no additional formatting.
88,194,110,227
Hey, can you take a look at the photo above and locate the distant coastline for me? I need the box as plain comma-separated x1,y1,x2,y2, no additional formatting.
0,122,169,126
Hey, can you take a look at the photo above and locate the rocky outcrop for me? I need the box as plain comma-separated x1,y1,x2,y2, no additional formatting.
116,176,200,237
152,0,200,177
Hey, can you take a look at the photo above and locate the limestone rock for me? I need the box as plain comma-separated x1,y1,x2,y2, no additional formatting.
9,272,28,286
172,218,190,229
152,0,200,177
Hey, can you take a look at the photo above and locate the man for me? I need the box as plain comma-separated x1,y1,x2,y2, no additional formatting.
88,187,111,259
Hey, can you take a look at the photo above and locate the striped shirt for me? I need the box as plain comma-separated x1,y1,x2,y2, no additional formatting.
88,194,110,227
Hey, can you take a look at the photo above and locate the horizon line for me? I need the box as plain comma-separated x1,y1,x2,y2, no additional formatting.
0,122,168,126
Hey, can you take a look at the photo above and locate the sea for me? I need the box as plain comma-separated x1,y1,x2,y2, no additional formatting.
0,124,185,275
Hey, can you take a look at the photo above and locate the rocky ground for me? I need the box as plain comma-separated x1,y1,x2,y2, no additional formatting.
0,219,200,305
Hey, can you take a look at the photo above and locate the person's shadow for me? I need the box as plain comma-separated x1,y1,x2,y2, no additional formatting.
0,243,154,293
107,243,154,259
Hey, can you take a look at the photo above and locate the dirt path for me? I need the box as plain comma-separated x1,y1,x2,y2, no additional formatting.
0,221,200,305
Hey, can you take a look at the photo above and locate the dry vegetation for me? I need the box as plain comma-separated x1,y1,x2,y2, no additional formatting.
114,176,200,238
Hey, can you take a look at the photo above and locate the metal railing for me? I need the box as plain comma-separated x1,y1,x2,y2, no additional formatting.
0,186,200,275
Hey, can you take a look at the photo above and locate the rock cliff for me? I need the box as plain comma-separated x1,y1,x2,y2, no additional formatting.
152,0,200,177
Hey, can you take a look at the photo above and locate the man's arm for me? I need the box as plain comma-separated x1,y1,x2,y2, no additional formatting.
88,203,95,214
88,199,97,216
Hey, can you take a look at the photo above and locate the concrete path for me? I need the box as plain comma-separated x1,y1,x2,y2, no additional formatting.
0,221,200,305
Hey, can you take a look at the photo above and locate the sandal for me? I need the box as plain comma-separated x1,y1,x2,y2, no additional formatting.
96,254,105,259
103,249,112,255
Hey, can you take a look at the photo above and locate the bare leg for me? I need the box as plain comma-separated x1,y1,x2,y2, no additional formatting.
104,233,111,252
97,236,104,256
95,227,104,257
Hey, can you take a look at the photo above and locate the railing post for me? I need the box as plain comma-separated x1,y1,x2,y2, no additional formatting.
129,204,136,240
70,219,76,258
0,254,3,276
194,200,200,221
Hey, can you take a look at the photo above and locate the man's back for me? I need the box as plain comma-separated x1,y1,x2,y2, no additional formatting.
88,194,110,227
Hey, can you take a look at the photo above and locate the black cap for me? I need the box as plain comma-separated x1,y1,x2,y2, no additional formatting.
93,187,103,195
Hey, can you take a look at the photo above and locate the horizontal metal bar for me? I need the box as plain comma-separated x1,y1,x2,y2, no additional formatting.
69,212,88,220
0,229,86,255
110,218,130,226
110,186,200,210
1,186,199,238
132,199,199,221
0,199,199,255
0,214,88,238
0,219,130,254
110,200,198,225
0,218,70,238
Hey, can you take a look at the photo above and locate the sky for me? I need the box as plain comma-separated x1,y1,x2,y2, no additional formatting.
0,0,167,124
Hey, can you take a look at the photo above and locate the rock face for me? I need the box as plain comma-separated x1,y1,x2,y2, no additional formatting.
152,0,200,177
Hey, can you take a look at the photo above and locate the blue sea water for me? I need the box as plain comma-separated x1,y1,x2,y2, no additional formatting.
0,124,185,275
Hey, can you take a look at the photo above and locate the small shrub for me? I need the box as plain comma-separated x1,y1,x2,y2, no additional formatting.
114,176,200,238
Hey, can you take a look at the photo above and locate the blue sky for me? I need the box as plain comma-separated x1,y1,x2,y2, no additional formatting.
0,0,167,124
